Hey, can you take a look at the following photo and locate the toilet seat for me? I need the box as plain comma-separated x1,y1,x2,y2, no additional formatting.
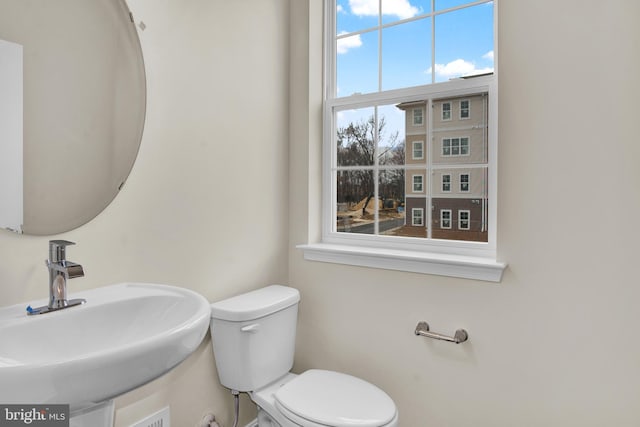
274,369,397,427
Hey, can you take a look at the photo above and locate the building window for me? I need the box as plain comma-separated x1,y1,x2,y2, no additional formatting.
303,0,503,281
412,174,424,193
442,137,470,157
412,208,424,226
413,108,423,126
441,210,452,229
459,210,471,230
412,141,424,160
442,174,451,192
460,100,470,119
442,102,451,121
460,173,470,192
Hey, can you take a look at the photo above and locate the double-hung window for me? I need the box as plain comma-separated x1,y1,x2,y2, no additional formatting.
301,0,505,282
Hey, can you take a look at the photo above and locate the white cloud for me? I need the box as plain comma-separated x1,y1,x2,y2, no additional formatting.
349,0,420,20
483,50,494,61
337,4,345,14
428,59,493,79
337,32,363,54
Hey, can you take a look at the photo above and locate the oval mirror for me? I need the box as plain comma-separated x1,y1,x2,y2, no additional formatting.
0,0,146,235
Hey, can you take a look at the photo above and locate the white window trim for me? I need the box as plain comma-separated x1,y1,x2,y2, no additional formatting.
458,210,471,230
298,0,505,283
460,172,470,192
412,141,424,160
413,108,423,126
412,208,424,226
441,209,452,229
460,99,470,120
441,102,452,121
442,137,471,157
442,174,451,192
412,174,424,193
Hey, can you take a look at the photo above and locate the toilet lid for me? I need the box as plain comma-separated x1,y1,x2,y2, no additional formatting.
274,370,397,427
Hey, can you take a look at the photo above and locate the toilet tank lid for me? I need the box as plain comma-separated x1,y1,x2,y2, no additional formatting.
210,285,300,322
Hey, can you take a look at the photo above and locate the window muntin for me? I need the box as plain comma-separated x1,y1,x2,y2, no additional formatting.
326,0,496,253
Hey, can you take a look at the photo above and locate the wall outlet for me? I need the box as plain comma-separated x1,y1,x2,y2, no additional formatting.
129,406,170,427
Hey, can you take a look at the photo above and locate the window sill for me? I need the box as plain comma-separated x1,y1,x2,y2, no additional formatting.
298,243,506,282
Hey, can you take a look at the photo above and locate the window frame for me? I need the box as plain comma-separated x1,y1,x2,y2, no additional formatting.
442,174,451,192
441,102,452,121
412,108,423,126
458,210,471,230
412,174,424,193
460,99,470,119
412,141,424,160
412,208,424,226
441,209,452,229
298,0,505,283
460,173,470,192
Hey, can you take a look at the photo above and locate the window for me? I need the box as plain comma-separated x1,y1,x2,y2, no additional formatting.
460,173,470,192
460,100,470,119
442,137,470,157
413,108,423,126
442,102,451,121
299,0,504,282
442,174,451,192
459,210,471,230
441,210,452,229
412,208,424,226
412,141,424,160
412,174,424,193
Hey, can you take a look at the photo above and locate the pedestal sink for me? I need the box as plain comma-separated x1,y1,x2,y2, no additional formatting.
0,283,210,418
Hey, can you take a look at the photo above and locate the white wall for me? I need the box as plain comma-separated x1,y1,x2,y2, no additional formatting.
0,0,289,425
289,1,640,426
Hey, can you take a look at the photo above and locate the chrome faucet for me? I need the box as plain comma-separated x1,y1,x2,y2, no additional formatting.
27,240,85,315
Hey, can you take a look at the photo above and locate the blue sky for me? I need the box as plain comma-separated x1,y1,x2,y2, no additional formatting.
335,0,494,96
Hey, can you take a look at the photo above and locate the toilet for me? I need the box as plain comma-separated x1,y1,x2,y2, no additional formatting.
209,285,399,427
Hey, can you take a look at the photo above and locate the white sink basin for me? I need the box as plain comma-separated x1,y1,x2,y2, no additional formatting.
0,282,210,410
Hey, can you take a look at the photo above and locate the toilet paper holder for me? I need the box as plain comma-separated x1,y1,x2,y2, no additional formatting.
414,321,468,344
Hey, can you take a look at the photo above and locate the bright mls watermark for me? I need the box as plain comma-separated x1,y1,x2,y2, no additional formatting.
0,405,69,426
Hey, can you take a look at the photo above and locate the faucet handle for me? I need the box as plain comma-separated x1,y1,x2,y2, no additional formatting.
49,240,76,262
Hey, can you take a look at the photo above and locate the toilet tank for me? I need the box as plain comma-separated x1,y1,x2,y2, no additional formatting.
209,285,300,392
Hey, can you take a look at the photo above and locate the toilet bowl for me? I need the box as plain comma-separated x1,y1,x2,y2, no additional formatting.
209,285,398,427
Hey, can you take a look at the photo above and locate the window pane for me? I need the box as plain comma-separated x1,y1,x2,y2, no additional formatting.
336,169,375,234
378,104,406,167
381,18,431,91
379,169,407,235
336,107,376,166
434,2,494,82
381,0,429,25
337,0,378,34
435,0,484,11
337,30,378,96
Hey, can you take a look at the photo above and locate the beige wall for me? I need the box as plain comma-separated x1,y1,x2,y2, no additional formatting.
0,0,289,425
290,1,640,426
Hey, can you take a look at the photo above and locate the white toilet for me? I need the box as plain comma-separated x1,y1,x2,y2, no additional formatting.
209,285,399,427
